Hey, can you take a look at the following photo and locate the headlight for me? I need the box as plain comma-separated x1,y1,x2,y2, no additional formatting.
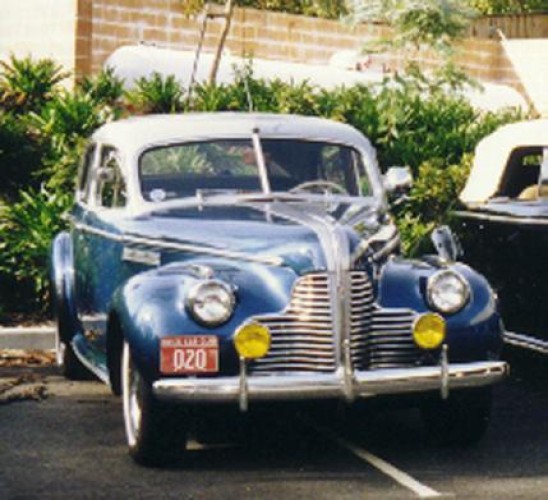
187,280,235,326
427,269,470,314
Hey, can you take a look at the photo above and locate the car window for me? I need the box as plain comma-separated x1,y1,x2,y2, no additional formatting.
77,144,96,204
97,146,127,208
140,140,261,201
139,139,369,201
498,146,543,200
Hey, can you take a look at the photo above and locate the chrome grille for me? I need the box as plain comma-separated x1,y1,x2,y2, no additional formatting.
249,271,418,374
251,274,336,373
367,308,418,369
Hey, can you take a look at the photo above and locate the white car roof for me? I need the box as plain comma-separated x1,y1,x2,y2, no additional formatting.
460,118,548,205
91,112,376,155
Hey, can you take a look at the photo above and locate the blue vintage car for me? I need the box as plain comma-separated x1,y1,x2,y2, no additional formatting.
51,113,507,465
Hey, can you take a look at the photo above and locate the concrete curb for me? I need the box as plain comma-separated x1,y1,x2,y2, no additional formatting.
0,327,55,350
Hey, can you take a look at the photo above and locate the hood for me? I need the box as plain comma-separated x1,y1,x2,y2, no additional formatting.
119,201,387,275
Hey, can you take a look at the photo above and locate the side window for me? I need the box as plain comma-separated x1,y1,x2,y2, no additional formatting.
77,144,96,204
97,146,127,208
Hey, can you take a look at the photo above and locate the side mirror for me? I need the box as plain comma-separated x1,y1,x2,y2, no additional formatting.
431,225,462,262
384,166,413,194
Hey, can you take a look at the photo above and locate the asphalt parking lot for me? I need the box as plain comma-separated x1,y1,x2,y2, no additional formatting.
1,347,547,499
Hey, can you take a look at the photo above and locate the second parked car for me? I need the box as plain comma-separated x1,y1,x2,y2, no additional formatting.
457,118,548,355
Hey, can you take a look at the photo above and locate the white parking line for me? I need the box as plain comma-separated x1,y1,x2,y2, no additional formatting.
306,420,442,498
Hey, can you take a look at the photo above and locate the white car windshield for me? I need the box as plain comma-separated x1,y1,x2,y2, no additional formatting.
139,139,371,202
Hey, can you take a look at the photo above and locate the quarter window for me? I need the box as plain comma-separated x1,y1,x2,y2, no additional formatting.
97,146,127,208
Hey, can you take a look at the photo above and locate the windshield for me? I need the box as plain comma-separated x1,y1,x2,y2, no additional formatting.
139,138,371,202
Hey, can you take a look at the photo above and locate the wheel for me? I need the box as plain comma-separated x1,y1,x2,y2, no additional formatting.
122,341,188,466
420,388,492,446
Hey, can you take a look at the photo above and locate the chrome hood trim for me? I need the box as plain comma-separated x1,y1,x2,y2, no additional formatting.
247,201,356,398
73,222,284,267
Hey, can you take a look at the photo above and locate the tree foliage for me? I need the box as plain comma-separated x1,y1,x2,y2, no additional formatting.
468,0,547,14
346,0,477,55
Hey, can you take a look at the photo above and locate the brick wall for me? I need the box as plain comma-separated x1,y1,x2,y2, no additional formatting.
86,1,386,75
2,1,546,98
84,2,526,89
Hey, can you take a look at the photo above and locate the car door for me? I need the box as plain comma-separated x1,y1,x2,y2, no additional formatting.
74,144,127,354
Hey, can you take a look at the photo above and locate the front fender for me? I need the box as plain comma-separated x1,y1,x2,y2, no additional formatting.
111,259,297,382
378,258,503,361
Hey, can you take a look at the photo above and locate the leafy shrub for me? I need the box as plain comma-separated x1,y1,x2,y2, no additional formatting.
0,54,68,114
125,72,185,114
0,188,72,312
26,90,116,192
78,67,125,109
393,154,473,255
0,110,43,200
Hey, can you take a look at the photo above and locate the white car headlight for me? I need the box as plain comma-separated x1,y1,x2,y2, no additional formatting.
427,269,470,314
187,280,235,326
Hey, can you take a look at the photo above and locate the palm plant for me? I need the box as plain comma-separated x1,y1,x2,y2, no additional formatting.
78,67,125,109
0,54,69,114
0,188,72,311
26,90,114,192
125,73,185,114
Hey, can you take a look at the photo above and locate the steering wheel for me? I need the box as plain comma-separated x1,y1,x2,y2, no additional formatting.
289,180,348,195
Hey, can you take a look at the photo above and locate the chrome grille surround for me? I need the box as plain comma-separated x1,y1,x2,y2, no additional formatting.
248,271,418,374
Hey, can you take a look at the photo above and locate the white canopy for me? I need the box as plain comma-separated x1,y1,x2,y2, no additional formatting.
460,119,548,205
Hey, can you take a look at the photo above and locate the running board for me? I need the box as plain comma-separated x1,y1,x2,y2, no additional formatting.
504,331,548,355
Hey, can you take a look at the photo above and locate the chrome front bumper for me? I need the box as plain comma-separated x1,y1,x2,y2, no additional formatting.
153,360,508,406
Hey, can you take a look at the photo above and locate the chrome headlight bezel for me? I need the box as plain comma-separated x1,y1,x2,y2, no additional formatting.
186,280,235,327
426,269,470,315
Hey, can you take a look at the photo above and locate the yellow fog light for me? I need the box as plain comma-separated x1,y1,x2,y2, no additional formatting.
234,323,271,359
412,313,446,350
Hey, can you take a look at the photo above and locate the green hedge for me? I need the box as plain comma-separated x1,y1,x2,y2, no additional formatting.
0,56,526,317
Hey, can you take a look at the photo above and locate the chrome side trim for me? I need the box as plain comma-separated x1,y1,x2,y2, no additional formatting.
74,222,283,266
153,361,508,402
504,331,548,355
454,210,548,226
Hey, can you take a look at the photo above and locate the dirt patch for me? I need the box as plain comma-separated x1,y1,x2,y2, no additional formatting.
0,349,55,367
0,350,55,404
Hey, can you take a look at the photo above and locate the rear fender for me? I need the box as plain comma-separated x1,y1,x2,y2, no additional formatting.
51,232,79,343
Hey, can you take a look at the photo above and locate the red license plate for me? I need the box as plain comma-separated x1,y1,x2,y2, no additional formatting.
160,336,219,374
